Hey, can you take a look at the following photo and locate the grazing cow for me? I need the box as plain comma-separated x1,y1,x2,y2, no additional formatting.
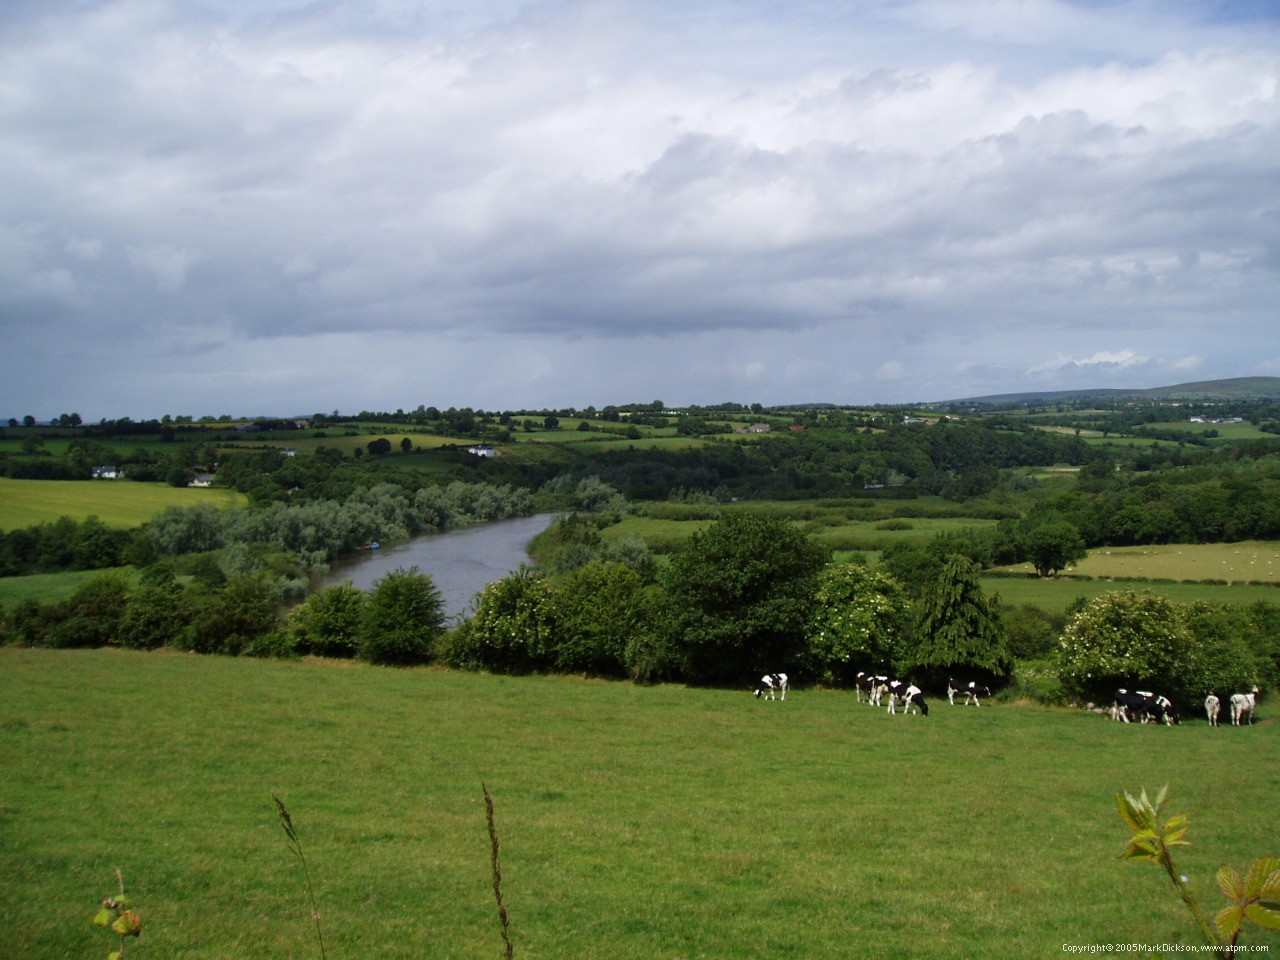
1204,693,1221,727
854,672,878,703
947,679,993,706
888,683,929,716
869,675,891,707
1113,689,1179,726
1230,686,1259,726
754,673,788,701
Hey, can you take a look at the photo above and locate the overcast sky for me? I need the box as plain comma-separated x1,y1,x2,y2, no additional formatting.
2,0,1278,420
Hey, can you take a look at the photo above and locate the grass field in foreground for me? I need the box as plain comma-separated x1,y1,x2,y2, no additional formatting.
1,649,1276,960
0,478,246,531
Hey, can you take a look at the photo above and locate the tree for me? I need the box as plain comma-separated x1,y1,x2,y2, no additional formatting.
359,566,444,664
120,582,192,650
910,555,1010,684
51,573,132,648
183,573,278,655
400,437,413,454
555,561,660,676
1021,521,1087,577
807,563,912,683
1059,590,1195,705
447,567,562,672
286,583,367,658
662,513,828,683
367,438,392,457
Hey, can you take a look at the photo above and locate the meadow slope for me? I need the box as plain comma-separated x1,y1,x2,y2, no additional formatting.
1,649,1276,959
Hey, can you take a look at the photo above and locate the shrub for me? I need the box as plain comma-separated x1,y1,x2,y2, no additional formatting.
447,568,562,673
359,567,444,665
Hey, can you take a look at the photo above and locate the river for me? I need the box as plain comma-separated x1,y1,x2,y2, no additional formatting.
314,513,560,622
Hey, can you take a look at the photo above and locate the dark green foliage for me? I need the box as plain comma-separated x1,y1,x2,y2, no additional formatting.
911,555,1011,684
182,573,280,656
444,568,561,672
119,582,192,650
0,515,128,576
1059,591,1196,705
358,567,444,664
555,561,661,676
1020,520,1087,577
1001,602,1064,660
807,563,912,682
49,573,132,649
662,513,828,683
285,584,367,658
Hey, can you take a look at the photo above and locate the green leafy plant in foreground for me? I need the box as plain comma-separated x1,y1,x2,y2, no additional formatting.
91,868,142,960
1118,786,1280,958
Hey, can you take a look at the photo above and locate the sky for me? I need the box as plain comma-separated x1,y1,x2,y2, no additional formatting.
2,0,1279,421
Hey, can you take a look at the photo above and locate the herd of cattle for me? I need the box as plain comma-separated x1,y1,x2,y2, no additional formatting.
754,673,1262,727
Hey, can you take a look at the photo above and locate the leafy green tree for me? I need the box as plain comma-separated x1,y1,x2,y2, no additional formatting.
1021,520,1087,577
366,437,393,457
183,573,279,655
286,583,367,658
910,555,1010,684
447,568,562,672
1176,601,1269,705
1059,590,1195,705
807,563,912,683
120,582,192,650
555,561,660,676
359,566,444,664
50,573,133,648
662,513,828,683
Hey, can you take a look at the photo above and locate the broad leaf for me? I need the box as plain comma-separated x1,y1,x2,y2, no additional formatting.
1245,857,1280,898
1244,902,1280,931
1120,837,1161,861
1117,793,1144,832
92,908,112,927
1217,864,1245,902
111,910,141,937
1215,904,1244,941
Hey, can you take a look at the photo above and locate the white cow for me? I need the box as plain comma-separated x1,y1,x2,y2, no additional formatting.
1204,693,1220,727
1230,686,1259,726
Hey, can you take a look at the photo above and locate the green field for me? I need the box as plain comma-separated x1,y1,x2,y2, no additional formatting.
0,567,139,608
984,575,1280,612
2,649,1276,959
0,478,246,531
994,540,1280,584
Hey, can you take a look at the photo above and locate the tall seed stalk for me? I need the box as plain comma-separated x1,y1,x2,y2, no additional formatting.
273,791,327,960
483,782,515,960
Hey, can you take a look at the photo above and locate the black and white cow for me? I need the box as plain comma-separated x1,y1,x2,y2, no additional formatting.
1230,686,1259,726
868,675,891,707
754,673,788,701
947,679,993,706
854,671,878,703
1112,689,1179,726
1204,693,1221,727
888,682,929,716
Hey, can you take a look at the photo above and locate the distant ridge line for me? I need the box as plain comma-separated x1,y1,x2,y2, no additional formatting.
936,376,1280,407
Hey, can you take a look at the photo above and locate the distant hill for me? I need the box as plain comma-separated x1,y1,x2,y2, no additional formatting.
939,377,1280,407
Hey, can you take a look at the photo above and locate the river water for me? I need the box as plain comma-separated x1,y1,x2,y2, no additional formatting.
314,513,559,622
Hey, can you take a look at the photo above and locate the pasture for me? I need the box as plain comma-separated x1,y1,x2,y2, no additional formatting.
2,648,1276,959
983,574,1280,613
993,540,1280,584
0,478,246,531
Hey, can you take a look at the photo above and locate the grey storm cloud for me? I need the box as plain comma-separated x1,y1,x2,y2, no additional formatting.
2,0,1279,419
